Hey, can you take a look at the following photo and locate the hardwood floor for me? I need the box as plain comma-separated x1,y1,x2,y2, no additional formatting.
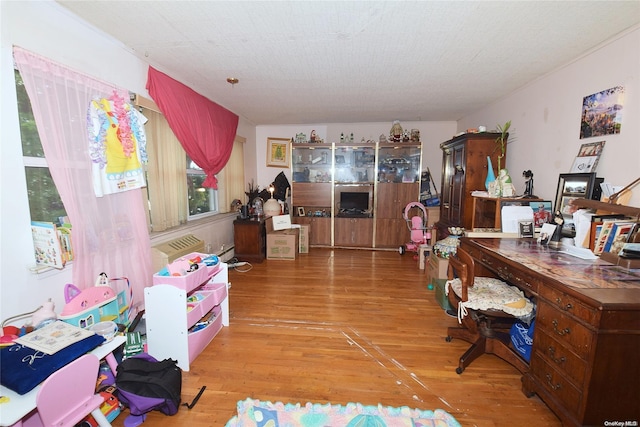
111,248,561,426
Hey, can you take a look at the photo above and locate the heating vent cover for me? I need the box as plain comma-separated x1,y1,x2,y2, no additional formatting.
151,234,205,272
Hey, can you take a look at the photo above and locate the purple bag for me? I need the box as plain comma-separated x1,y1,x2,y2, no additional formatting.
115,353,182,416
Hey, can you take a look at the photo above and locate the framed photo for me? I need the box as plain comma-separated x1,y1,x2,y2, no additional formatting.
518,220,534,238
266,137,290,167
530,200,553,228
297,206,305,217
570,141,605,173
554,173,598,218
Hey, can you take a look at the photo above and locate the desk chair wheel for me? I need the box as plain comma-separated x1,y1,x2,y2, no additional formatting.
445,335,453,342
455,367,464,374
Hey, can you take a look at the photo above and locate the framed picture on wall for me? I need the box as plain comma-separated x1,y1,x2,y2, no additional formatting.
266,137,290,167
554,173,598,218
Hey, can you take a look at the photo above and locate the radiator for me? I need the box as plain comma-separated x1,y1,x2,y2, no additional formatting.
151,234,205,272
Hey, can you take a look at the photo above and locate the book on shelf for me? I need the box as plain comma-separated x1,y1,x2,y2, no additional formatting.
31,221,65,269
588,215,635,253
603,222,635,254
593,221,616,255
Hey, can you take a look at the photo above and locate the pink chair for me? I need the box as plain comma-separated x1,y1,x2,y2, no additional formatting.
33,354,111,427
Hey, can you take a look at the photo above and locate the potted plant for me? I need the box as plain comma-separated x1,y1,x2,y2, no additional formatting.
495,120,511,173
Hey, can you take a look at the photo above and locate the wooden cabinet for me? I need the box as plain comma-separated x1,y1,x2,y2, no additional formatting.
145,262,229,371
335,218,373,247
437,133,506,237
294,216,332,246
525,284,639,426
375,182,419,248
233,218,266,262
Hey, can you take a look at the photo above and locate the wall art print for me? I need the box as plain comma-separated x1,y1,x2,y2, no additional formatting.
579,86,624,139
266,137,290,168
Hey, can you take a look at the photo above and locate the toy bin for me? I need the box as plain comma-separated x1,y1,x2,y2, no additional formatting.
187,305,223,366
181,252,222,276
153,263,210,293
200,281,228,305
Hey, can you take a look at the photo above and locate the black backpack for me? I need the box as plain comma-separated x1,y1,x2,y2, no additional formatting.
115,353,182,416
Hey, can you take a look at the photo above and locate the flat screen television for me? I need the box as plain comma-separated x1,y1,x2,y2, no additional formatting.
340,192,369,212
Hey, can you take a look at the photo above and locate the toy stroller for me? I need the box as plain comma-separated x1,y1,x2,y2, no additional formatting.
399,202,432,255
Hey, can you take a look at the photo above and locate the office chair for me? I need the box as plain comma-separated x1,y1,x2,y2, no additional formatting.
445,247,534,374
34,354,112,427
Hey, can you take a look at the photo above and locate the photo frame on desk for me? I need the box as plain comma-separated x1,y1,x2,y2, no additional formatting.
554,173,598,218
266,137,290,168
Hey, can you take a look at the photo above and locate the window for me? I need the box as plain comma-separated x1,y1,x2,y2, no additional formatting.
187,155,218,218
16,70,69,225
136,98,241,232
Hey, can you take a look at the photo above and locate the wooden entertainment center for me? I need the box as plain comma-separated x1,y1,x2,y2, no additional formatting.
290,141,427,249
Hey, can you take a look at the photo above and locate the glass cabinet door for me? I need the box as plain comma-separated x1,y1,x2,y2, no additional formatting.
377,143,421,183
291,143,332,183
334,144,375,184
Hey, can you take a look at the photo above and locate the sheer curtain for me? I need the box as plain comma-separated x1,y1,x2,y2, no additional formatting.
141,105,188,231
146,66,238,189
14,47,152,312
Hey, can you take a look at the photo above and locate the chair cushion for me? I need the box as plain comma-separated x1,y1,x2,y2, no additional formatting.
446,277,534,320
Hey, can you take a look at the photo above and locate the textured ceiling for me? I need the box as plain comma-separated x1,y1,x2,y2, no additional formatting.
57,1,640,125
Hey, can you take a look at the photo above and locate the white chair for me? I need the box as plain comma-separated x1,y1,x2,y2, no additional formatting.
34,354,111,427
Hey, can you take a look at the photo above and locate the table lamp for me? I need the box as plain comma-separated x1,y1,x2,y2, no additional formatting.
264,185,281,217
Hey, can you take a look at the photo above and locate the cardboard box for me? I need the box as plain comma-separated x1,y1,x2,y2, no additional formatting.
427,251,448,287
266,229,298,260
271,214,292,231
266,216,299,260
297,224,310,253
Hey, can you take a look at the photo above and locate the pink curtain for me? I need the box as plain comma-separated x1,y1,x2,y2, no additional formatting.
146,67,239,189
14,47,152,314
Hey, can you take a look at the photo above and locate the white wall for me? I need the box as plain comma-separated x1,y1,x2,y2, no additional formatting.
0,1,254,322
458,26,640,207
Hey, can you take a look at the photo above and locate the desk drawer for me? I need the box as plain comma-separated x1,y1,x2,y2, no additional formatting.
534,329,587,387
539,285,598,326
530,354,582,417
537,303,594,360
466,246,540,294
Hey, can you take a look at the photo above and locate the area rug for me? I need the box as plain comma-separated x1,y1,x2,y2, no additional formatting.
224,398,461,427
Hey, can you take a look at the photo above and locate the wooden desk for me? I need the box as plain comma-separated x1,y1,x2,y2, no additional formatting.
0,335,125,427
461,238,640,427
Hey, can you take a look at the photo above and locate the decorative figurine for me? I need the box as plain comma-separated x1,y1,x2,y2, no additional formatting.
390,120,403,142
523,170,537,198
488,168,516,197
